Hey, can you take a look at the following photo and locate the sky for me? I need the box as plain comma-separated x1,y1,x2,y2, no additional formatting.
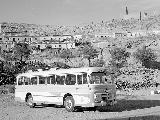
0,0,160,26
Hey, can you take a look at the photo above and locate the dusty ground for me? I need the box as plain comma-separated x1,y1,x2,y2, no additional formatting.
1,89,160,120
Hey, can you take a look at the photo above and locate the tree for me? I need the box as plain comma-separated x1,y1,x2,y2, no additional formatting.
107,47,129,78
91,57,105,67
78,45,99,66
59,49,74,63
13,42,31,63
133,46,157,68
109,47,129,68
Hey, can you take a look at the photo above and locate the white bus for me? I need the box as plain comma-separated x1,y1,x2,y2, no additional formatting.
15,67,117,112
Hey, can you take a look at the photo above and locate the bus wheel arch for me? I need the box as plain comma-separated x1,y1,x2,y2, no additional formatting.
63,93,75,112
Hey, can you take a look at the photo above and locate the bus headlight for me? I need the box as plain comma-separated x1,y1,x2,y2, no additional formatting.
94,93,101,103
94,94,97,99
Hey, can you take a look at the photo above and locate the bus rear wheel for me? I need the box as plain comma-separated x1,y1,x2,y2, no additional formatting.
64,96,75,112
26,95,35,108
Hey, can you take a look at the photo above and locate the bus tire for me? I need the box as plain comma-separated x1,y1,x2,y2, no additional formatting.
64,96,75,112
26,95,35,108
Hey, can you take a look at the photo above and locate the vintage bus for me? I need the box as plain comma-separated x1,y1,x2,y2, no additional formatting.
15,67,117,112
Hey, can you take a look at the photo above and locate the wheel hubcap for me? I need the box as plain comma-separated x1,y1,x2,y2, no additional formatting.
28,97,33,106
66,99,72,109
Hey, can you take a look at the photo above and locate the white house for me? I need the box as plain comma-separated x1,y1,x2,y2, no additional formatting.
73,35,82,41
50,42,75,49
7,36,35,44
95,33,115,38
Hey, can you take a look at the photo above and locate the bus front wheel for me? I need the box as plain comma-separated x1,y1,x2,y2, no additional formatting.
64,96,75,112
26,95,35,108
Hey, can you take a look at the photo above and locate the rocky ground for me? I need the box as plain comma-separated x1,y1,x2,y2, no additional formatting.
1,89,160,120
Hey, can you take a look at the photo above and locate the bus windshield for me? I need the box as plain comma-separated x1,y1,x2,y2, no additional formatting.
89,72,112,84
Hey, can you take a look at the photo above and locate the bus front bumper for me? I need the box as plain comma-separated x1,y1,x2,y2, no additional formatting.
93,99,117,107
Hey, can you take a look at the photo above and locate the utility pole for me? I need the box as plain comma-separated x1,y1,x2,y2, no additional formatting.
126,6,128,15
140,11,142,21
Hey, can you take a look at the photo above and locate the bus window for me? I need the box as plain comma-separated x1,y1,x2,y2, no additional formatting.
51,75,56,84
56,75,65,85
39,76,45,84
90,72,105,84
24,77,30,85
31,77,37,85
61,76,65,85
83,73,88,84
66,74,76,85
90,76,101,84
18,77,24,85
77,75,82,84
47,77,50,84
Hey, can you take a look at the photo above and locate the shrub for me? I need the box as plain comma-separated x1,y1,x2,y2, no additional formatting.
133,46,157,68
91,57,105,67
107,47,129,78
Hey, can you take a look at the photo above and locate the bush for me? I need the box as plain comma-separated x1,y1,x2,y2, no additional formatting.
109,47,129,68
91,58,105,67
133,46,157,68
0,85,15,94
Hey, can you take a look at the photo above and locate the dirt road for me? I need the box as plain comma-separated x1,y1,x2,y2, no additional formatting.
1,93,160,120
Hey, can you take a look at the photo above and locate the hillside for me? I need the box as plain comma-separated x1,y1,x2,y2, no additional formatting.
1,14,160,36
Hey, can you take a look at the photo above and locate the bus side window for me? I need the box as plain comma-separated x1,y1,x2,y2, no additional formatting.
90,76,95,84
65,75,70,85
18,77,24,85
31,77,37,85
24,77,30,85
56,75,64,85
83,74,88,84
56,75,60,84
77,75,82,84
66,74,76,85
61,76,65,85
51,75,56,84
47,77,50,84
39,76,45,84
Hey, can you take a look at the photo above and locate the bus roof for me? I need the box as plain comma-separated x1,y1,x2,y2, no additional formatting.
56,67,105,74
16,67,105,78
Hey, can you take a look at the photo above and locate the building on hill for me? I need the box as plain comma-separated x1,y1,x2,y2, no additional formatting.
73,35,82,42
95,33,115,38
50,41,75,49
115,32,127,38
6,36,36,44
0,40,15,51
147,30,160,35
131,30,147,37
37,35,73,42
34,40,75,50
92,40,109,49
